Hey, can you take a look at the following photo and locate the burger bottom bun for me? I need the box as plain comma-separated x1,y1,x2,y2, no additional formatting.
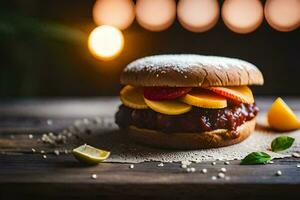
126,118,256,150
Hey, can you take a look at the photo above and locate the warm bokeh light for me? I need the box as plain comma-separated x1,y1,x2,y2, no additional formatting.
93,0,135,30
136,0,176,31
265,0,300,32
222,0,263,34
177,0,219,32
88,25,124,61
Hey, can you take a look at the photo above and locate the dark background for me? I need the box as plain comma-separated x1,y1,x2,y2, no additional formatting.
0,0,299,97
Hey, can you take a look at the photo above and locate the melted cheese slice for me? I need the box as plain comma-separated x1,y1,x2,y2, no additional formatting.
180,89,227,109
144,97,192,115
120,85,148,109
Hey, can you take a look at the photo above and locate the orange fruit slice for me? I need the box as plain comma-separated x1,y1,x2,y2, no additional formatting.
208,86,254,104
180,89,227,109
267,97,300,131
120,85,148,109
144,97,192,115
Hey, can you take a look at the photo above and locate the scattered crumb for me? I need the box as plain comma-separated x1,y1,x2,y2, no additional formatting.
28,134,33,139
220,168,227,173
54,150,60,156
31,148,36,153
40,150,45,154
181,164,187,169
129,164,134,169
297,164,300,168
42,155,47,159
157,163,164,167
186,167,196,173
218,172,225,178
292,153,300,158
201,168,208,174
225,176,231,181
211,176,217,180
42,132,67,145
91,174,97,179
276,170,282,176
47,120,53,125
224,161,230,165
268,161,274,164
211,162,216,165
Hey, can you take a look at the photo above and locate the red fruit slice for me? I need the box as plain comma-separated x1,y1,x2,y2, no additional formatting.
144,87,192,100
207,86,254,104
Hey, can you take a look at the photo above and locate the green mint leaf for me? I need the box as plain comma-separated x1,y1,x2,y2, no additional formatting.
241,152,272,165
271,136,295,152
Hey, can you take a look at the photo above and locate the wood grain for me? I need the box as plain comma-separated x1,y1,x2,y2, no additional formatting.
0,98,300,199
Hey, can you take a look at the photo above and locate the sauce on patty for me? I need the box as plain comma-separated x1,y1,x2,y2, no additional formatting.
115,102,258,137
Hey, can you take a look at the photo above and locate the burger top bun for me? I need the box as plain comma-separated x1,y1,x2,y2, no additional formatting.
121,54,264,87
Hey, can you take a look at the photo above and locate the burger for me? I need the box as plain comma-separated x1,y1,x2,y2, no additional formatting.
115,55,264,149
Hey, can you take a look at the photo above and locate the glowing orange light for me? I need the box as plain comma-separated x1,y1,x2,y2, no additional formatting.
222,0,263,34
88,25,124,61
265,0,300,32
177,0,219,32
136,0,176,31
93,0,135,30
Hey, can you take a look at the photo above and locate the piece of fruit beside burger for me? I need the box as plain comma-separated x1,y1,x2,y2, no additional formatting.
267,97,300,131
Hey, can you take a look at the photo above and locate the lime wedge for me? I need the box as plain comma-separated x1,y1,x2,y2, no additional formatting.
72,144,110,164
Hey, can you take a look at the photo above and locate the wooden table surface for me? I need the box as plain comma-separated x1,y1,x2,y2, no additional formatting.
1,97,300,200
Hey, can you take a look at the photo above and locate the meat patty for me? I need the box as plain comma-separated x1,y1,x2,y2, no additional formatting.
115,103,258,135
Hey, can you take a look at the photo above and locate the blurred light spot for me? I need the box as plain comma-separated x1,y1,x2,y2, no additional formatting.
177,0,219,32
88,25,124,61
222,0,263,34
93,0,135,30
265,0,300,32
136,0,176,31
